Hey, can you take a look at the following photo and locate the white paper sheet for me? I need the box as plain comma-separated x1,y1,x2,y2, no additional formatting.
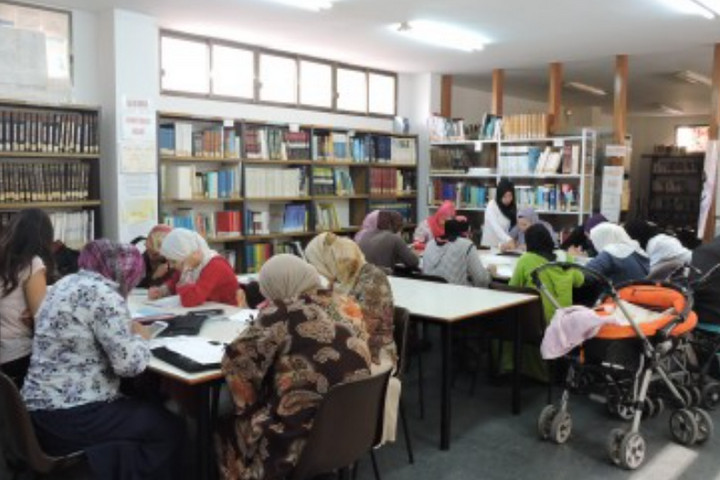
228,309,259,323
162,337,225,365
144,295,181,309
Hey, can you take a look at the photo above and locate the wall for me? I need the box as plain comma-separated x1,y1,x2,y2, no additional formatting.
450,85,547,123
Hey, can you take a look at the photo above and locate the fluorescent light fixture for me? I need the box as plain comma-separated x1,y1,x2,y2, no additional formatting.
674,69,713,86
265,0,335,11
564,81,607,97
653,102,685,114
662,0,720,18
393,20,487,52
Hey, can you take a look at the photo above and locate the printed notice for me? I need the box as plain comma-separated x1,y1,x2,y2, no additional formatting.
120,96,157,173
600,166,624,223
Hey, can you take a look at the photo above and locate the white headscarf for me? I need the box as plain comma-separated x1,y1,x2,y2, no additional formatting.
647,234,691,269
259,254,321,301
590,223,647,259
160,228,219,283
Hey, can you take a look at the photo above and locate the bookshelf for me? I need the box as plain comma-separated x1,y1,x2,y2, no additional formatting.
428,128,597,232
157,113,419,273
0,99,102,250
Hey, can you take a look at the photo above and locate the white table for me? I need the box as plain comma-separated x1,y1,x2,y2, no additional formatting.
479,248,587,281
389,276,537,450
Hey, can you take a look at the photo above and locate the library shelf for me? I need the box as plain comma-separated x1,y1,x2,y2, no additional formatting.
0,152,100,159
313,195,369,200
160,156,242,163
369,192,417,200
244,197,312,202
0,200,102,209
244,231,317,241
369,163,417,169
242,159,313,166
311,160,367,167
162,197,244,204
204,235,244,243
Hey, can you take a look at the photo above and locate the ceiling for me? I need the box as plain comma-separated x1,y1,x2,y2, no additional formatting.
47,0,720,115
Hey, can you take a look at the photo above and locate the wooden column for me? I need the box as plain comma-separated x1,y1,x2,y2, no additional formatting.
548,62,563,135
492,69,504,116
440,75,453,117
703,43,720,242
613,55,629,167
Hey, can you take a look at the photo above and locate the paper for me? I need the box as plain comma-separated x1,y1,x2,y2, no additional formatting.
120,97,157,173
699,140,719,238
164,337,225,365
129,305,172,320
144,295,181,309
118,175,159,243
228,309,259,323
600,166,624,223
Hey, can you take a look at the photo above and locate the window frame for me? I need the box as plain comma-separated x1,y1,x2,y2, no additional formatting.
159,29,397,119
675,124,710,153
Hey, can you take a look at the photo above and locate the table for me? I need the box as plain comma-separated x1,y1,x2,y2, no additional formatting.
388,276,536,450
128,294,249,480
479,248,587,280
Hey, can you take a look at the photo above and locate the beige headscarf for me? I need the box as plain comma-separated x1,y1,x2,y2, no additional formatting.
259,254,321,301
305,232,366,288
160,228,219,283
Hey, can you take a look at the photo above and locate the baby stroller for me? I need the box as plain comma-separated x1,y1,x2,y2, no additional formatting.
532,262,712,470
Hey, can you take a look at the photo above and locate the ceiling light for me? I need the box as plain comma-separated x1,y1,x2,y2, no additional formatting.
693,0,720,16
674,69,713,86
653,102,685,115
662,0,720,18
392,20,487,52
265,0,335,11
564,81,607,97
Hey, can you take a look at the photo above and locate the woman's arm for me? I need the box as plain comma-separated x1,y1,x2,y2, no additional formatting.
585,251,614,278
23,268,47,318
92,296,150,377
393,235,420,269
484,203,512,245
176,258,229,307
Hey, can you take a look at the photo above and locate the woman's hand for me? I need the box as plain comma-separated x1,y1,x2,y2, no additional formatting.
568,245,585,257
131,321,152,340
152,263,170,280
499,240,516,252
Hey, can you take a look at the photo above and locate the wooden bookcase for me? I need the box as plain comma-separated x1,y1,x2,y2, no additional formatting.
0,98,102,249
157,112,418,273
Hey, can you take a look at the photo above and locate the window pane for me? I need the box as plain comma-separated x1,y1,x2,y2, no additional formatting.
299,60,332,108
212,45,254,98
369,73,395,115
337,68,367,113
676,125,709,153
161,36,210,94
259,54,297,104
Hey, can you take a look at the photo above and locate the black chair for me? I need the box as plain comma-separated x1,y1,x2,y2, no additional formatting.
289,369,392,480
0,372,85,478
392,307,414,464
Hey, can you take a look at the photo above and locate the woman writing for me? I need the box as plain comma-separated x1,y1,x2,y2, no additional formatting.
586,223,649,284
423,218,491,287
504,207,557,251
137,224,174,288
481,178,517,248
413,200,456,246
356,210,419,271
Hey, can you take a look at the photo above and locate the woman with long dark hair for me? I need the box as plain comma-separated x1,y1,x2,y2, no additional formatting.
0,208,54,387
481,178,517,247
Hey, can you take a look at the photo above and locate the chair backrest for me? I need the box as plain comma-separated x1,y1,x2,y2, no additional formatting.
489,282,546,342
290,369,392,480
392,307,410,379
0,372,79,474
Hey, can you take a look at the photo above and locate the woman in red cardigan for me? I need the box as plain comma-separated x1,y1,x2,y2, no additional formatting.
148,228,239,307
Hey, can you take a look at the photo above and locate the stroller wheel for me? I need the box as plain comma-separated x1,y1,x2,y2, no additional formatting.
654,398,665,418
643,398,656,419
677,386,694,408
606,428,626,466
616,402,635,421
537,405,558,440
619,432,647,470
701,382,720,410
549,411,572,444
691,386,703,407
691,407,714,444
670,409,700,446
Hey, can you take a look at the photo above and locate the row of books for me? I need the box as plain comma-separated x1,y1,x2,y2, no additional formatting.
311,166,355,196
50,210,95,250
315,203,341,230
244,126,299,160
428,115,467,142
369,168,415,195
430,181,579,212
244,167,308,198
159,122,241,158
244,240,305,272
161,210,243,238
163,165,242,200
430,180,490,207
368,201,413,223
501,113,550,140
0,162,91,203
245,203,309,235
312,133,417,165
0,110,99,154
498,145,580,175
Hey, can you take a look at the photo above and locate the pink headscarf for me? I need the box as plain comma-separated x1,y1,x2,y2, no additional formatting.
78,239,145,297
355,210,380,243
428,201,456,238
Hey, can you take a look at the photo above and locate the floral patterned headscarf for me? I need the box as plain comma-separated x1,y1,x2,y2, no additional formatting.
78,239,145,297
305,232,366,289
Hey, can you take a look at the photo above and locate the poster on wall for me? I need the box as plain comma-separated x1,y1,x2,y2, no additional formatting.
698,140,719,239
120,96,156,173
118,174,158,244
600,166,624,223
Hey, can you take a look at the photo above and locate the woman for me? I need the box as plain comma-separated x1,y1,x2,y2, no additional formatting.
21,240,184,480
357,210,419,271
423,218,491,287
413,200,456,246
505,207,557,251
624,219,691,279
137,224,174,288
305,232,394,366
481,178,517,247
0,209,54,388
216,254,371,480
586,223,649,284
561,212,607,257
151,228,239,307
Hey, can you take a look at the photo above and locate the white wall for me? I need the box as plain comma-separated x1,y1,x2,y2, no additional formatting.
450,85,547,124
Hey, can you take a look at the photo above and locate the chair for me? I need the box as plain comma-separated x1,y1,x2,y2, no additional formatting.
0,372,85,478
289,369,392,480
392,307,414,464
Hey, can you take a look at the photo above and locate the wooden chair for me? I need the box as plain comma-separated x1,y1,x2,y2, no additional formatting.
288,369,392,480
0,372,85,479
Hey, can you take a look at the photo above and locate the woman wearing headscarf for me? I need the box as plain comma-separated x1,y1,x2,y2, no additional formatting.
357,210,419,271
423,218,491,287
150,228,239,307
504,207,557,251
413,200,456,246
586,223,649,284
481,178,517,247
305,232,395,367
624,219,691,280
21,240,185,480
137,224,174,288
216,254,371,480
561,212,607,257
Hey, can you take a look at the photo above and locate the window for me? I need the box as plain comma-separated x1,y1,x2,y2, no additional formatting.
161,36,210,94
337,67,367,113
368,73,396,116
259,53,297,104
676,125,709,153
211,44,254,98
0,3,71,89
299,60,332,108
